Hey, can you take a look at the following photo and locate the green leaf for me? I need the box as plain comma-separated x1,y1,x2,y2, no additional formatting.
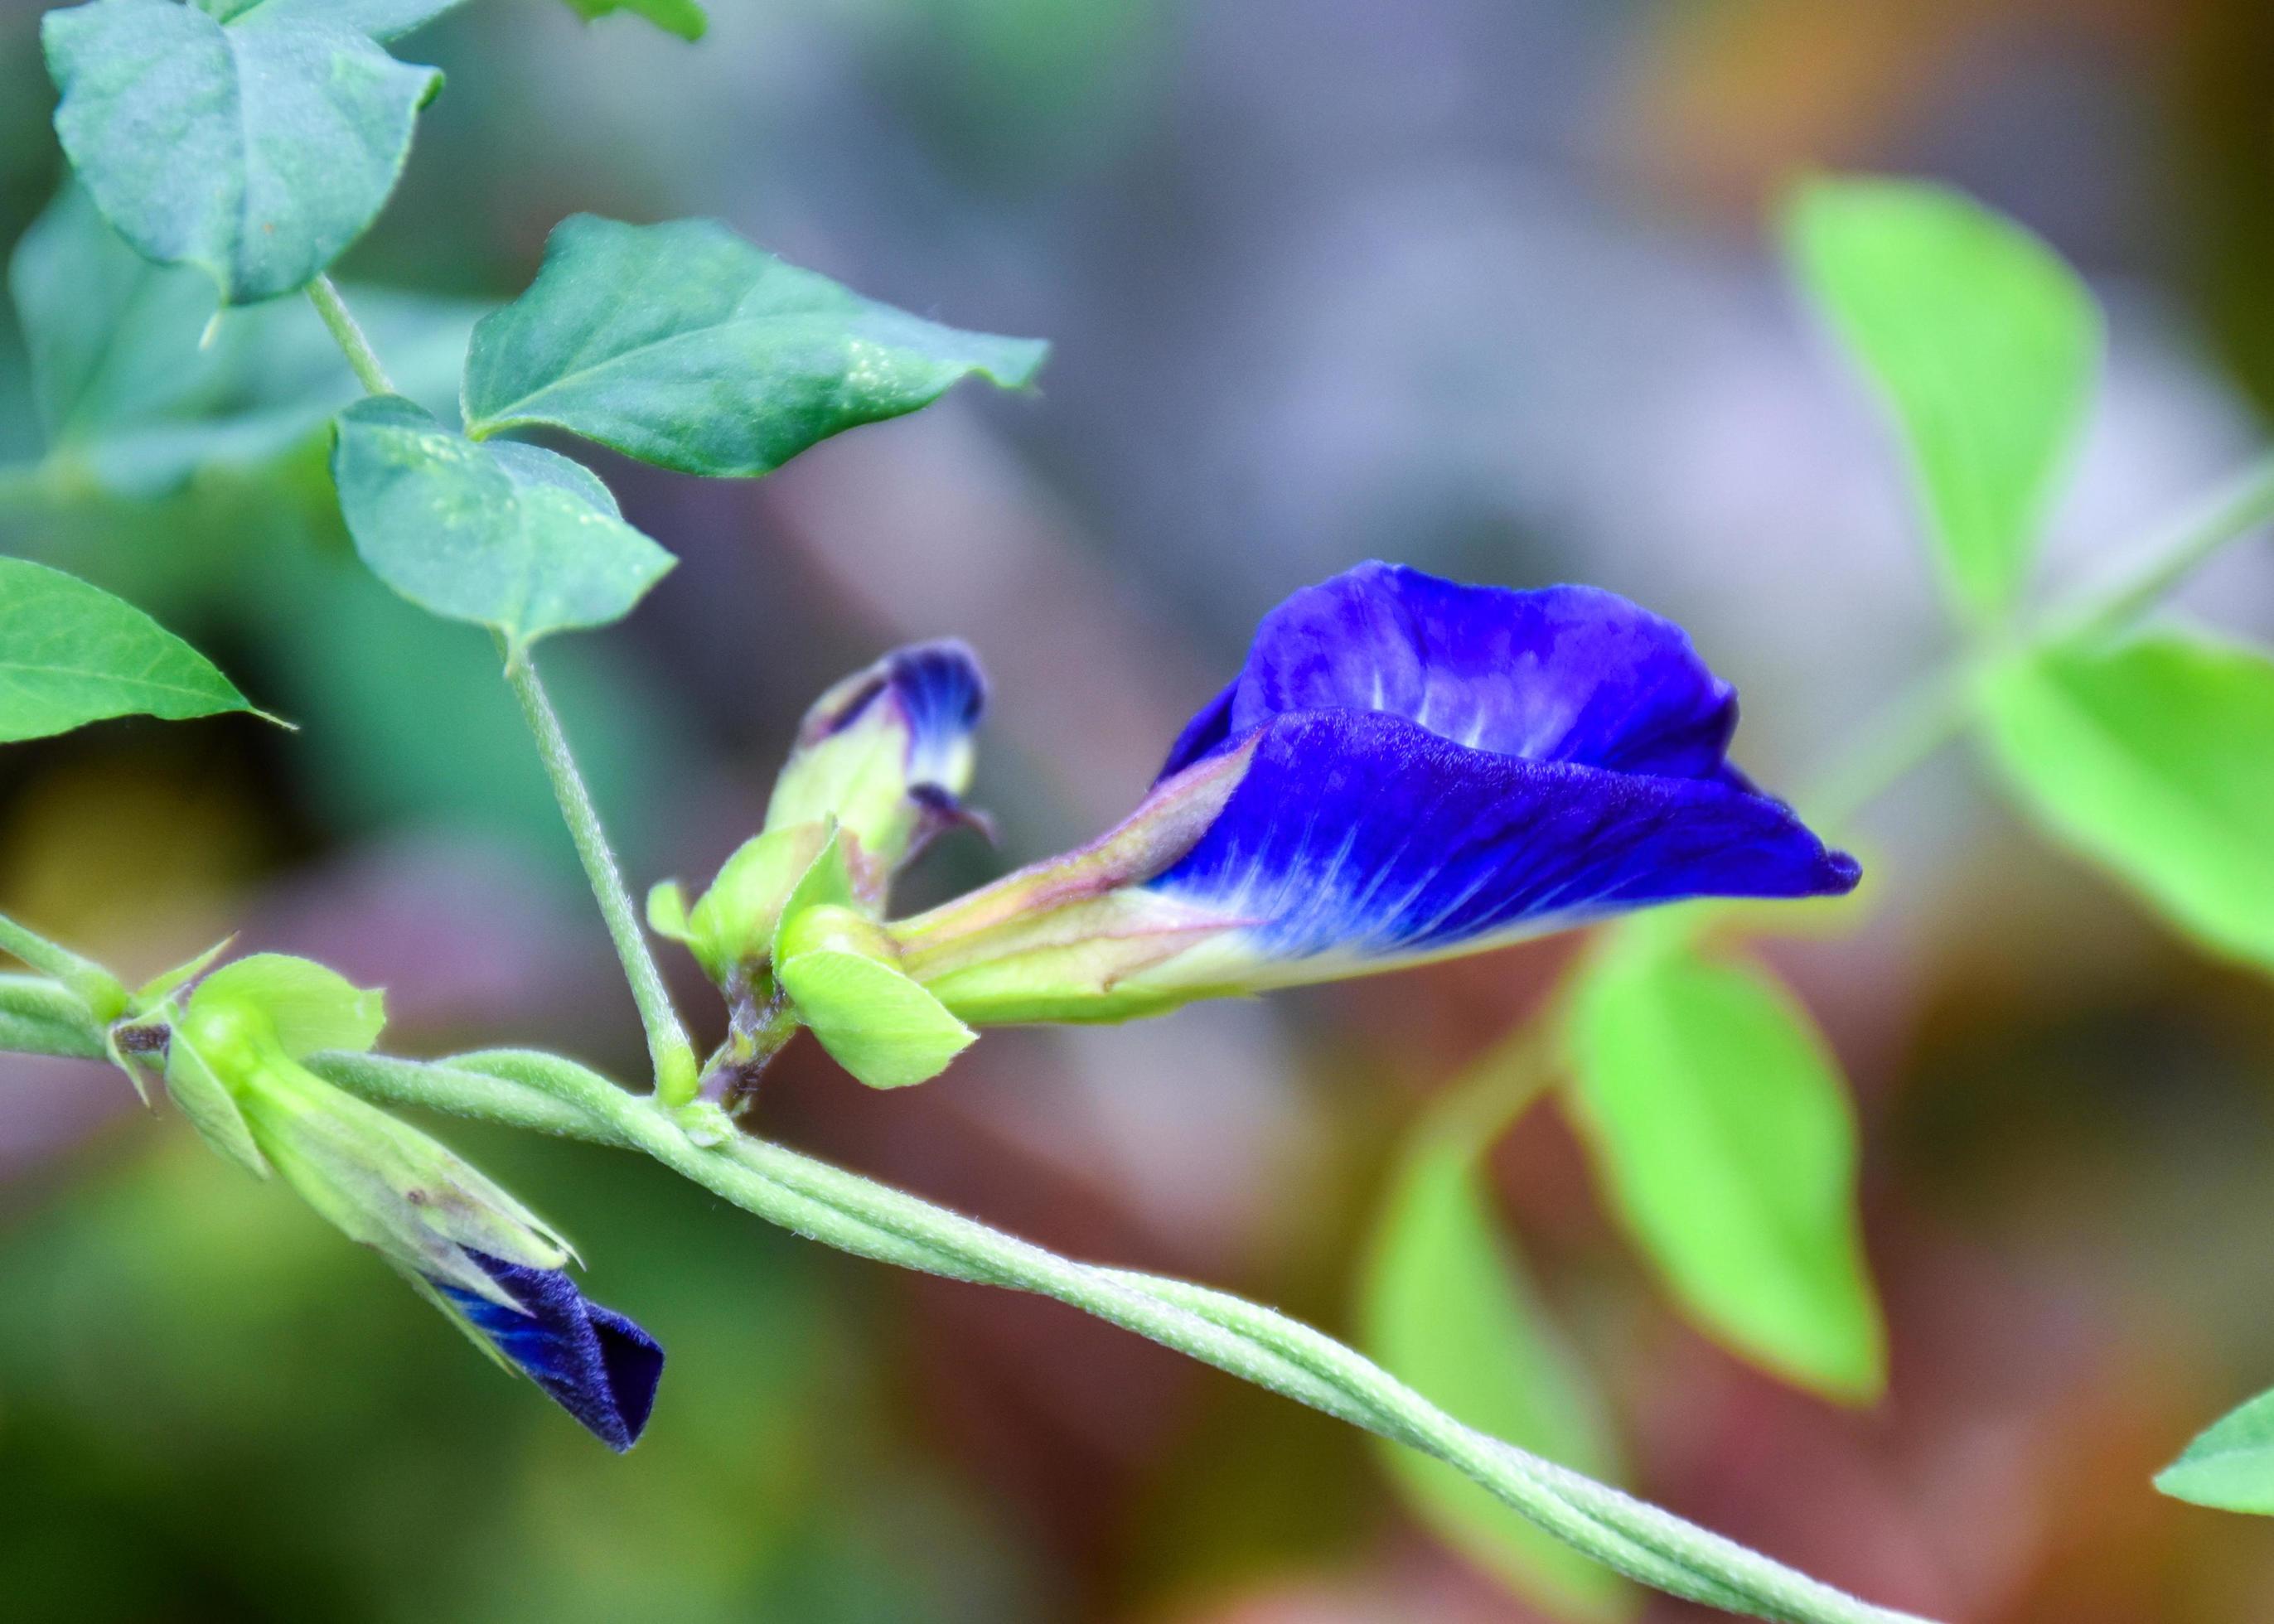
193,0,467,43
777,902,975,1090
0,557,265,742
2158,1388,2274,1514
187,953,385,1057
558,0,705,40
460,215,1048,476
1361,1127,1630,1620
1565,926,1885,1400
330,394,675,649
44,0,440,305
1976,631,2274,971
1783,176,2099,618
8,183,483,496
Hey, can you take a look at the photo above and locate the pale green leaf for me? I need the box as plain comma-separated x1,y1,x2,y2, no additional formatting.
1362,1129,1630,1620
0,557,264,742
8,183,483,495
2158,1389,2274,1515
330,394,675,648
44,0,439,305
189,952,386,1057
1976,631,2274,971
558,0,704,40
1784,176,2099,618
461,215,1047,476
1566,928,1885,1400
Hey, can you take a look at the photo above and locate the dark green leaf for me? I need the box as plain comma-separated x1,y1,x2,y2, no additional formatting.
558,0,705,41
1976,631,2274,971
1784,176,2098,619
192,0,466,41
1362,1126,1630,1620
44,0,439,305
460,215,1047,476
1566,926,1885,1400
0,556,264,742
330,394,673,649
2158,1389,2274,1515
8,184,481,496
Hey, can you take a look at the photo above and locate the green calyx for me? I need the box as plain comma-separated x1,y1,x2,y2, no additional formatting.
158,952,566,1301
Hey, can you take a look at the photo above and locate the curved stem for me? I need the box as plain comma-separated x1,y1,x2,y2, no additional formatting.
496,644,700,1103
306,273,394,396
0,912,127,1022
309,1043,1933,1624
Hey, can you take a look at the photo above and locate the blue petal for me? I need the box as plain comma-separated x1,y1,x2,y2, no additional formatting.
1160,563,1737,781
439,1252,664,1451
1148,710,1857,967
883,640,988,791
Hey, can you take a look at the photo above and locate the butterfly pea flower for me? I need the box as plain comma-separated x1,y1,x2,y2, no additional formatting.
883,562,1860,1025
164,954,663,1450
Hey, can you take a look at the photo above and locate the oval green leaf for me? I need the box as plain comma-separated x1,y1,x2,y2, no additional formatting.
44,0,439,305
1362,1126,1631,1621
1565,926,1885,1401
1976,630,2274,971
0,558,265,742
1783,176,2099,620
330,394,675,650
2158,1388,2274,1515
461,215,1048,476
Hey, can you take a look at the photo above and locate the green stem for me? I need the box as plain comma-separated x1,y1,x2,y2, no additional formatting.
496,641,699,1103
1797,659,1979,838
0,913,127,1022
0,973,108,1060
306,273,394,396
306,1044,1929,1624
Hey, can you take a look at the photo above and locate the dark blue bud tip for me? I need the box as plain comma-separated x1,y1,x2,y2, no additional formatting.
441,1252,664,1452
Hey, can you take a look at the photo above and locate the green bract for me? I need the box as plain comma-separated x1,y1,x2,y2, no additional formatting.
44,0,440,305
774,902,975,1090
1566,925,1885,1402
461,215,1048,476
1977,631,2274,973
0,558,267,742
331,395,675,650
1785,176,2098,620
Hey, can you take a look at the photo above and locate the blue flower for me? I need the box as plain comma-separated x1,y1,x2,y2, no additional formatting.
434,1250,665,1453
890,563,1857,1021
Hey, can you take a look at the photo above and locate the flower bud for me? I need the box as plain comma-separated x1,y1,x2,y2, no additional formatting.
763,640,987,882
167,954,664,1448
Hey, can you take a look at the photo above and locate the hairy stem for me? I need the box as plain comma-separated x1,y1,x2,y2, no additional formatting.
0,912,127,1022
302,1043,1932,1624
306,273,395,396
496,643,699,1103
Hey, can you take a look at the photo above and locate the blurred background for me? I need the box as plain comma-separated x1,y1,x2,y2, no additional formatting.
4,0,2274,1618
